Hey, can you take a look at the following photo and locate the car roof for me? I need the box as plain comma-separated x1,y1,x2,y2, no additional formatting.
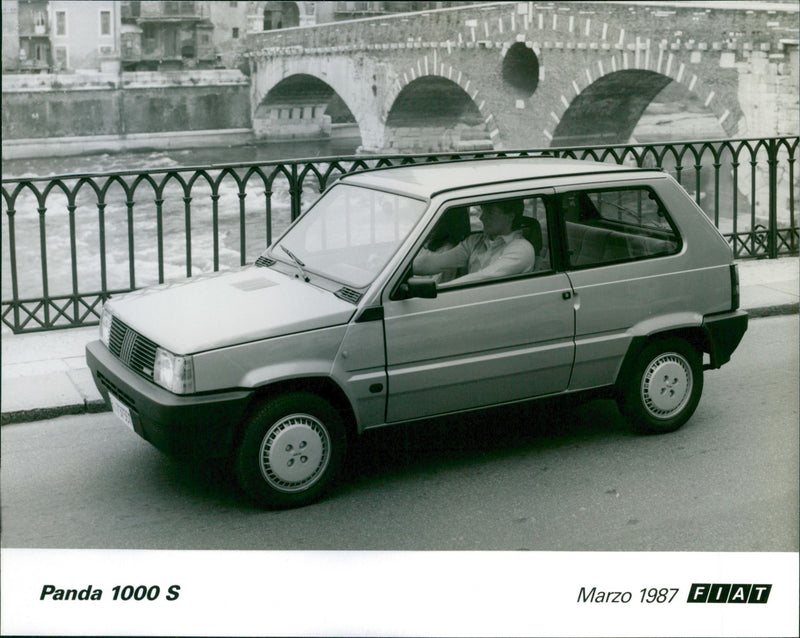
338,157,653,199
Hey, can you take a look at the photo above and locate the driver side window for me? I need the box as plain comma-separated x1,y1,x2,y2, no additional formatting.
412,195,549,289
419,205,473,284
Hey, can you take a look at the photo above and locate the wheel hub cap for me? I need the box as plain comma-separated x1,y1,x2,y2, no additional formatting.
259,414,330,492
642,353,692,419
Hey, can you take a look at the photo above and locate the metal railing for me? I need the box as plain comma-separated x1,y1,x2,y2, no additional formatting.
2,136,797,334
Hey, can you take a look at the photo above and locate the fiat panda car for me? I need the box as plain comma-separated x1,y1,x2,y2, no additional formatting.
86,158,748,509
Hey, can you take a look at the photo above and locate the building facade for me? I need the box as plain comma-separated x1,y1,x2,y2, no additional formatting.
15,0,51,72
49,1,120,72
120,1,215,70
208,0,250,71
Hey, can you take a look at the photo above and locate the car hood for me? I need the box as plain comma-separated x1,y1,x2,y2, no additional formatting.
106,266,357,354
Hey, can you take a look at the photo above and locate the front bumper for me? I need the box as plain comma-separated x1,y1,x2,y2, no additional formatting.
702,309,748,369
86,340,253,458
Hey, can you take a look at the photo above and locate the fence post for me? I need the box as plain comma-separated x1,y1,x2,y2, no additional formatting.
6,205,21,332
767,138,779,259
290,163,301,221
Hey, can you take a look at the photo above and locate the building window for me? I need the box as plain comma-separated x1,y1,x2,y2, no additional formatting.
164,27,178,57
100,10,112,36
34,10,46,34
142,23,156,54
33,42,49,63
232,27,239,39
54,46,68,70
55,11,66,36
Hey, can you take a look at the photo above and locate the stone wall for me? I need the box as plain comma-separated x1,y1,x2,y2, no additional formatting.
735,50,799,225
1,70,251,141
384,122,492,153
3,88,121,139
737,50,799,138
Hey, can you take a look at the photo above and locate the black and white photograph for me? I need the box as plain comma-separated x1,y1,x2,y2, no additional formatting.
1,1,798,636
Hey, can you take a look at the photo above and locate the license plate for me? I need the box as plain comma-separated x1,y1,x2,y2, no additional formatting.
109,393,134,431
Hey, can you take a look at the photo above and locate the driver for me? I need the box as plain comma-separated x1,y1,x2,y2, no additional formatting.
413,200,535,284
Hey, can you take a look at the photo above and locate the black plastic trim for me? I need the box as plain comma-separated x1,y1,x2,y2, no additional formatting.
355,306,384,323
702,310,749,369
86,340,253,458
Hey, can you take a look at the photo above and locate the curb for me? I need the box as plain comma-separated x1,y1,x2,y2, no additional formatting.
2,304,796,426
745,302,799,318
1,400,108,426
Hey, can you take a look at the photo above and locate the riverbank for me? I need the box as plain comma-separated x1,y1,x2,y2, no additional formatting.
1,123,363,161
1,128,255,161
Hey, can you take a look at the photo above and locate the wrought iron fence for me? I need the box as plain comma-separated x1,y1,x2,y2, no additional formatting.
2,136,797,334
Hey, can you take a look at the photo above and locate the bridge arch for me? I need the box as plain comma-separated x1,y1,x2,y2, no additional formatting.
252,73,360,143
383,58,498,152
546,51,736,147
434,5,741,149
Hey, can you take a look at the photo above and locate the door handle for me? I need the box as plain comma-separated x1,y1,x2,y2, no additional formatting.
562,291,572,300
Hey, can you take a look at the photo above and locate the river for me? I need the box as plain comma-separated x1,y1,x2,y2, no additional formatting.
1,137,362,179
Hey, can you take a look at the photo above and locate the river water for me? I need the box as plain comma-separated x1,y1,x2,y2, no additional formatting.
1,138,361,180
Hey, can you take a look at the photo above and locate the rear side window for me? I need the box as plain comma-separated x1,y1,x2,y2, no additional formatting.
559,187,680,268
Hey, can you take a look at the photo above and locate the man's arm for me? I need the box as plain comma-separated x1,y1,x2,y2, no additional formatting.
448,238,535,284
413,242,470,275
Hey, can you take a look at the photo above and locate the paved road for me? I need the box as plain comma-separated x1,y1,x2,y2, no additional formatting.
2,315,797,551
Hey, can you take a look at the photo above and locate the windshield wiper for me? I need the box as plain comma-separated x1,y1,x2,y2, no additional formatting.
280,245,310,282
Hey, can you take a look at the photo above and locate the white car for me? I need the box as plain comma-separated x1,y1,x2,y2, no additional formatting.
87,158,748,508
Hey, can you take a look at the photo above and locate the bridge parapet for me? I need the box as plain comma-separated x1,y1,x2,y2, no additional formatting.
246,1,799,61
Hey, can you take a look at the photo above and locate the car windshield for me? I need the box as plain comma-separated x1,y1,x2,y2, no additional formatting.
269,183,427,288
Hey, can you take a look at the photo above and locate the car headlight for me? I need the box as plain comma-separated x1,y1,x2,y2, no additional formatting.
100,305,113,347
153,347,195,394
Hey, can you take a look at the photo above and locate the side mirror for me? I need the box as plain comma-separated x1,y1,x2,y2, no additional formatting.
398,276,438,300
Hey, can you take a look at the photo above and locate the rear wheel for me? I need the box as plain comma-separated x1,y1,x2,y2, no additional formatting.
235,392,347,509
618,337,703,434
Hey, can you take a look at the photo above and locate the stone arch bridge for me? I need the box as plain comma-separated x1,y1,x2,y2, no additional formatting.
245,1,799,153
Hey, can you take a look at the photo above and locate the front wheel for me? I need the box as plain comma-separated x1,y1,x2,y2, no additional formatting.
617,338,703,434
235,392,347,509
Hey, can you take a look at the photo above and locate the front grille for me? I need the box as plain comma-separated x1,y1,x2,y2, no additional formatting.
108,316,158,381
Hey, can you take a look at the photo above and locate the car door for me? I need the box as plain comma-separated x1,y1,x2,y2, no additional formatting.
554,182,685,391
381,192,576,423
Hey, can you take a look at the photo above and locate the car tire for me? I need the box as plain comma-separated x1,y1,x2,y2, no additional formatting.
617,337,703,434
235,392,347,509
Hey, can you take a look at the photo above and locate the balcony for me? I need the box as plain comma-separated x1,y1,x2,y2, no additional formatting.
334,2,392,17
19,23,49,37
137,1,208,21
